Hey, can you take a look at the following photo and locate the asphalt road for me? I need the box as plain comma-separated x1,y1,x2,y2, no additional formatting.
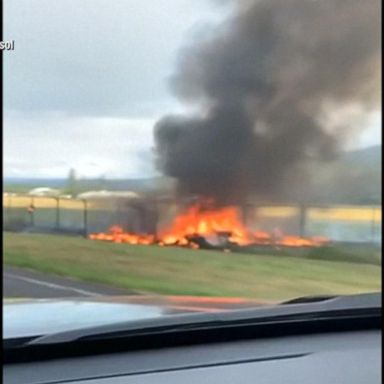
3,267,269,314
3,266,133,298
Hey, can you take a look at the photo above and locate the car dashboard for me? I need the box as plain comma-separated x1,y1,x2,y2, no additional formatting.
4,329,380,384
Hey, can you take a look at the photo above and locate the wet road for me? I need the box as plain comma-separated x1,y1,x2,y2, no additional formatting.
3,267,270,315
3,266,133,298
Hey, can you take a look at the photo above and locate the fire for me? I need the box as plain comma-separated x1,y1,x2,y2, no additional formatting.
89,202,328,249
89,225,155,245
159,204,253,246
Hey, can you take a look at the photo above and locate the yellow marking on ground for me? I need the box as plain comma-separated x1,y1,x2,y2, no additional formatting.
257,207,299,218
4,196,100,209
308,207,381,222
4,196,382,222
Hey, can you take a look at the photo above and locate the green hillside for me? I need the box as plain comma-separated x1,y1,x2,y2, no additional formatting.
4,146,381,205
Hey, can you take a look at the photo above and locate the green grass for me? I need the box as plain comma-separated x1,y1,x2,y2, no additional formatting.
305,244,381,265
3,232,381,301
236,243,381,266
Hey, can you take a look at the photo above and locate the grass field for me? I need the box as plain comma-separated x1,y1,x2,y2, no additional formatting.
3,232,381,300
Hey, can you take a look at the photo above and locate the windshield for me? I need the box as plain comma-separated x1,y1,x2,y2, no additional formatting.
3,0,381,338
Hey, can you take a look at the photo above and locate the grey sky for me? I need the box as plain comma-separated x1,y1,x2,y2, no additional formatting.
4,0,229,117
3,0,381,179
4,0,231,178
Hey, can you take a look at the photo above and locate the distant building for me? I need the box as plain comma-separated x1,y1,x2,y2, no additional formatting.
59,194,72,199
28,187,61,197
3,192,17,197
76,190,139,199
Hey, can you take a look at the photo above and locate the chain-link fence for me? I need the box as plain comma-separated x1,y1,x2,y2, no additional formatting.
244,204,381,244
2,194,382,244
2,195,159,237
3,195,87,235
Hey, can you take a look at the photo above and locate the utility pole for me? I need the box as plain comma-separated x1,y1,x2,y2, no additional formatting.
55,197,60,230
83,199,88,238
299,204,307,238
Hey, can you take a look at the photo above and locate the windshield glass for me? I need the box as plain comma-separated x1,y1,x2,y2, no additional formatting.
3,0,381,337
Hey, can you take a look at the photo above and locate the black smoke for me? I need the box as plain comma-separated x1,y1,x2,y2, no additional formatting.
154,0,381,205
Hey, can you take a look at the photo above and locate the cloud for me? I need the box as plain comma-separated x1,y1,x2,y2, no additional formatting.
4,114,159,178
3,0,232,178
357,112,382,149
4,0,224,117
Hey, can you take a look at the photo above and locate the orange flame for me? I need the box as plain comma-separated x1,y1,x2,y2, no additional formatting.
89,225,155,245
159,204,253,246
89,203,328,249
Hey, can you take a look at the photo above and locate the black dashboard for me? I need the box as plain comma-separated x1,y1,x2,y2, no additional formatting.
4,329,380,384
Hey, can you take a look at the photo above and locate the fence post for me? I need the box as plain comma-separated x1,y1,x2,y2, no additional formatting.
83,199,88,238
371,206,377,245
6,195,11,227
55,197,60,229
153,197,159,238
299,204,307,238
29,196,35,226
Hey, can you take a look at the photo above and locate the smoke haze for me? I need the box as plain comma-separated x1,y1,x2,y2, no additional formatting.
154,0,381,204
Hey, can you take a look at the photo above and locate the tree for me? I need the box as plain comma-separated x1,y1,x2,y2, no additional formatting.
65,168,78,196
96,173,107,190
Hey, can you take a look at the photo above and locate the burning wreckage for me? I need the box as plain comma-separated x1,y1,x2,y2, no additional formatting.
91,0,379,252
89,200,328,250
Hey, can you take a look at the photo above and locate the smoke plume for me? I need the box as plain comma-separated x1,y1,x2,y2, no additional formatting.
154,0,381,205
